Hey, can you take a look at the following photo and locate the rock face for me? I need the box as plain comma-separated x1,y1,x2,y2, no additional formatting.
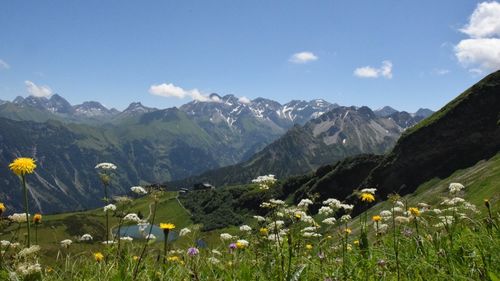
286,70,500,212
170,105,422,188
363,70,500,198
0,89,431,213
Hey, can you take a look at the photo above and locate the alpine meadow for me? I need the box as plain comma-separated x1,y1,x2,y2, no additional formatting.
0,1,499,281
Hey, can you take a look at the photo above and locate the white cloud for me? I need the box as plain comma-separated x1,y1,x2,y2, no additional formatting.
149,82,220,102
289,52,318,64
353,60,393,79
455,38,500,72
0,59,9,70
460,2,500,38
455,2,500,73
25,80,52,97
238,96,251,104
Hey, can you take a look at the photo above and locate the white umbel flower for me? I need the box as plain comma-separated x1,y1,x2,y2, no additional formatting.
448,183,465,194
120,236,133,242
131,186,148,195
360,188,377,194
123,213,142,222
79,234,93,241
9,213,29,223
318,206,334,215
322,217,337,225
17,245,41,257
103,204,117,212
95,162,117,170
179,228,191,236
253,215,266,222
239,225,252,232
60,239,72,248
220,233,234,240
297,199,314,208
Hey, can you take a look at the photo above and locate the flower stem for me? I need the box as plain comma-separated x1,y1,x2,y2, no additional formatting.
133,200,158,280
22,175,31,247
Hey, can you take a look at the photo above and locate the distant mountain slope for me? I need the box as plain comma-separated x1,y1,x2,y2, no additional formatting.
170,105,421,188
363,70,500,198
287,70,500,210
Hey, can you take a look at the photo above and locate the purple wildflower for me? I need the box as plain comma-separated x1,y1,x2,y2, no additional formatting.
229,243,237,250
187,247,199,257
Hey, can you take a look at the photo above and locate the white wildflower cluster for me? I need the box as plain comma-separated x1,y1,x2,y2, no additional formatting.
145,234,156,240
434,216,454,228
340,204,354,212
236,239,249,247
9,213,29,223
394,216,410,224
131,186,148,195
297,199,314,208
179,228,191,236
323,198,342,209
380,210,392,219
268,229,289,242
267,220,285,230
322,217,337,225
253,215,266,222
103,204,117,212
123,213,142,223
208,257,220,264
1,240,19,249
373,223,389,234
220,233,234,240
239,225,252,232
60,239,73,248
102,240,117,245
17,245,40,258
79,234,93,241
392,207,404,214
318,206,334,216
120,236,133,242
448,183,465,194
360,188,377,194
340,214,351,223
302,232,322,238
441,197,465,206
395,201,405,208
252,174,277,190
95,162,117,170
260,199,286,208
16,263,42,277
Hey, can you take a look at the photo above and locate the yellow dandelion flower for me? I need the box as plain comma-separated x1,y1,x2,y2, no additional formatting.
33,213,42,224
353,240,359,246
305,244,313,250
484,199,490,208
294,212,302,220
259,227,268,236
345,228,352,235
160,223,176,230
360,192,375,203
408,207,420,217
0,203,5,215
94,252,104,262
9,157,37,176
372,215,382,222
133,255,139,261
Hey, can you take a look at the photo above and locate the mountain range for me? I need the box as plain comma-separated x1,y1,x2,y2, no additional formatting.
0,92,432,213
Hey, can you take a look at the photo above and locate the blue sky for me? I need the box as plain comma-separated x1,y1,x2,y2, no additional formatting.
1,1,499,112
